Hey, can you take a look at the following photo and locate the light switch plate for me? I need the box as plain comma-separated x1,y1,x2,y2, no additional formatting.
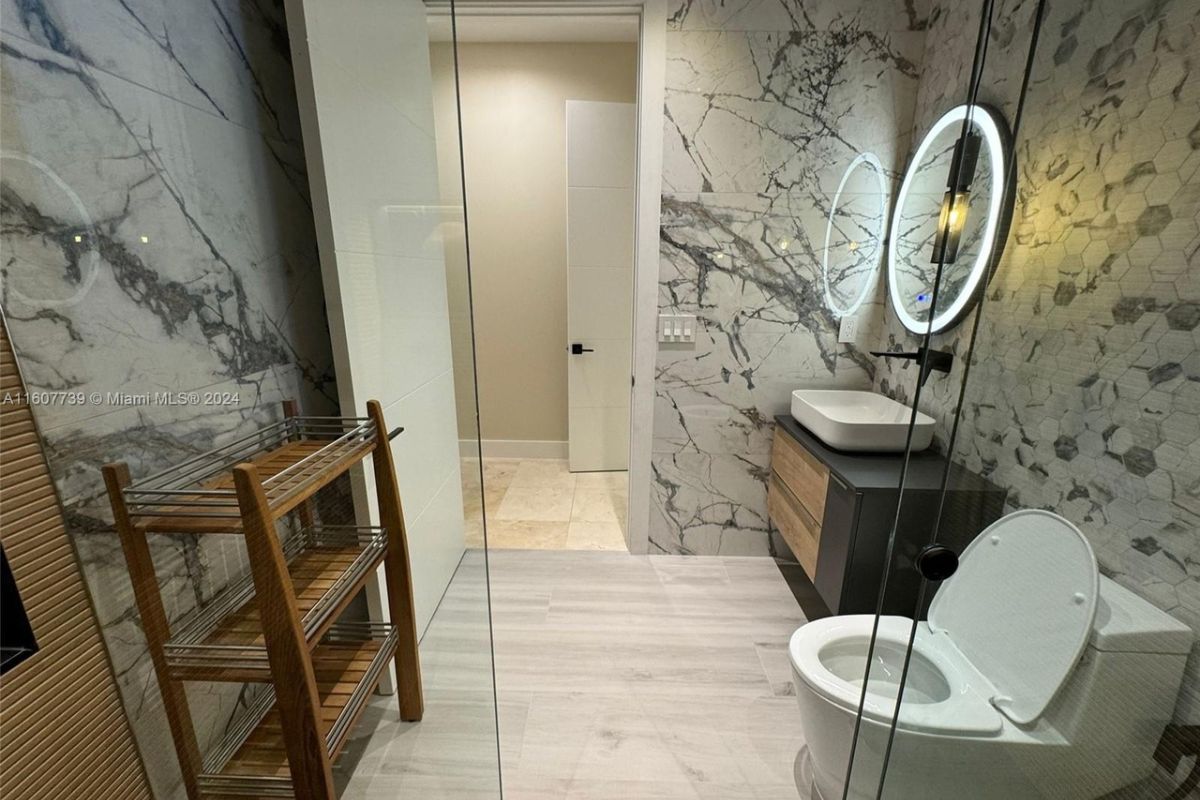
659,314,697,343
838,315,859,344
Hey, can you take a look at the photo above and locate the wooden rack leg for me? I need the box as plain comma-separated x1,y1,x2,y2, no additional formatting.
102,463,204,800
282,399,317,531
232,464,336,800
366,400,424,721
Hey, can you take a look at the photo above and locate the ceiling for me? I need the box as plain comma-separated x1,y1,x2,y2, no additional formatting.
426,13,639,43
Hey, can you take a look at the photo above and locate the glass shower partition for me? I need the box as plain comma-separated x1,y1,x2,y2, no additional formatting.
318,0,505,796
835,0,1200,798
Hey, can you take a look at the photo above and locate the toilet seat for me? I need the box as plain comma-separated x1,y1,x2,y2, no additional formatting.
789,510,1099,734
790,616,1003,736
927,509,1098,724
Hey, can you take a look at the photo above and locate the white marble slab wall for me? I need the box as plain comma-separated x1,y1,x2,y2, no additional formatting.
651,0,930,555
872,0,1200,721
0,2,334,797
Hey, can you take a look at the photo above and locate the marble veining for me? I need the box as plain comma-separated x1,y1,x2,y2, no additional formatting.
663,28,924,196
873,0,1200,721
0,2,333,797
652,0,928,555
1,0,304,143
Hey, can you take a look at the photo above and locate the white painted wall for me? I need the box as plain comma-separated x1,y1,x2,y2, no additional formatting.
284,0,465,641
430,43,637,455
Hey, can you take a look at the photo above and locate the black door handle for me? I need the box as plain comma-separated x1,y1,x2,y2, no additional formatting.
570,343,594,355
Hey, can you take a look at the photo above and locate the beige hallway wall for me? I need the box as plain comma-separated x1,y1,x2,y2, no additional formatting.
432,42,637,447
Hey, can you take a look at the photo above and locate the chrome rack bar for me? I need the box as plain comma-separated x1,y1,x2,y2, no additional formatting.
163,527,387,672
201,687,275,775
194,622,396,798
127,415,373,497
262,420,375,503
325,623,399,753
135,421,292,489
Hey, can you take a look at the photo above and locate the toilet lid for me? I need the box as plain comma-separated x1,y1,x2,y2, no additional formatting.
928,510,1098,725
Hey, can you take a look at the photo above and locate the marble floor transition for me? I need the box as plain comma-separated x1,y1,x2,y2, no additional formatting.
463,458,629,552
336,549,810,799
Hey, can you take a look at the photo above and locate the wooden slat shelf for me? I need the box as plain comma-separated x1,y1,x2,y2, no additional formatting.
165,527,387,682
103,399,424,800
196,623,399,798
123,417,377,534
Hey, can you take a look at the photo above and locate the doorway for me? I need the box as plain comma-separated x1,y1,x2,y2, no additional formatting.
429,8,645,551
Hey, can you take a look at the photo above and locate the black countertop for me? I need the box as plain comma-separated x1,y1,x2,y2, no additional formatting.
773,414,1002,495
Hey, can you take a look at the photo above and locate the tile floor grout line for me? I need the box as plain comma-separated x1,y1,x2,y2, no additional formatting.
464,457,630,551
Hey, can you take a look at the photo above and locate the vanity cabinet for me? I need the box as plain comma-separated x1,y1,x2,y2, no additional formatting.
769,415,1006,617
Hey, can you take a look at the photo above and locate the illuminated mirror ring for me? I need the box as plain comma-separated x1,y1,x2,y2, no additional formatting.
822,152,886,318
0,151,99,309
887,104,1013,334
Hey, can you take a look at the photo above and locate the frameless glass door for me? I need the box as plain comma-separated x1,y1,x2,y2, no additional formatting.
836,0,1200,798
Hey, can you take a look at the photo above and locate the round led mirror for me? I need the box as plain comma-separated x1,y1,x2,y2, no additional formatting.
822,152,887,318
887,104,1014,334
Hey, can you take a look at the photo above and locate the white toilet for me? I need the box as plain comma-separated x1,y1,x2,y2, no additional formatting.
788,510,1194,800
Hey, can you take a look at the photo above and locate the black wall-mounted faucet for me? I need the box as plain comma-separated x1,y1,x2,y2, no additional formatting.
870,346,954,386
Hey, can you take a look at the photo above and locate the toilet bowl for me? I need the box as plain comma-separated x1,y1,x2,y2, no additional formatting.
788,510,1194,800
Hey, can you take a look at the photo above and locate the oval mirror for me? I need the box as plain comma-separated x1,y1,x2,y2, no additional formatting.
822,152,887,318
887,104,1014,334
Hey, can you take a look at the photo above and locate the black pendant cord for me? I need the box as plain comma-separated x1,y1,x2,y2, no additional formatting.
869,1,1048,799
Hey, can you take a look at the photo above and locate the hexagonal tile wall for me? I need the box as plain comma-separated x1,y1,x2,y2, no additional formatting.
875,0,1200,716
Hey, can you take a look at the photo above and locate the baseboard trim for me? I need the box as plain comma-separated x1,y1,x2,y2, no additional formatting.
458,439,569,459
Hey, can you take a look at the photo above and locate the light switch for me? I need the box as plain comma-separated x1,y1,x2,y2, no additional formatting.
658,314,697,343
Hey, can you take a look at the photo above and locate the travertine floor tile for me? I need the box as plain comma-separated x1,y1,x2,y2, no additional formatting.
468,458,629,550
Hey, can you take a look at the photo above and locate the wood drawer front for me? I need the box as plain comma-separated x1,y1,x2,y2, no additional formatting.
768,470,821,578
771,429,830,523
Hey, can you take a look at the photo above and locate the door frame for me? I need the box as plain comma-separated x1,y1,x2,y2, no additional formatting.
429,0,665,554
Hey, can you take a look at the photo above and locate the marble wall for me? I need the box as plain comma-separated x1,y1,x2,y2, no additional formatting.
872,0,1200,720
0,1,334,796
653,0,1200,727
650,0,929,555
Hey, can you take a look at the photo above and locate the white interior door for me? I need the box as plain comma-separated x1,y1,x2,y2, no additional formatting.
566,100,636,472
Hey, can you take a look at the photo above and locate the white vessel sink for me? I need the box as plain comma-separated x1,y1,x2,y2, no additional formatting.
790,390,935,452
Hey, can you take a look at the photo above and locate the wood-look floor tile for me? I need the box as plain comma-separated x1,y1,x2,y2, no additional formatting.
341,550,809,800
